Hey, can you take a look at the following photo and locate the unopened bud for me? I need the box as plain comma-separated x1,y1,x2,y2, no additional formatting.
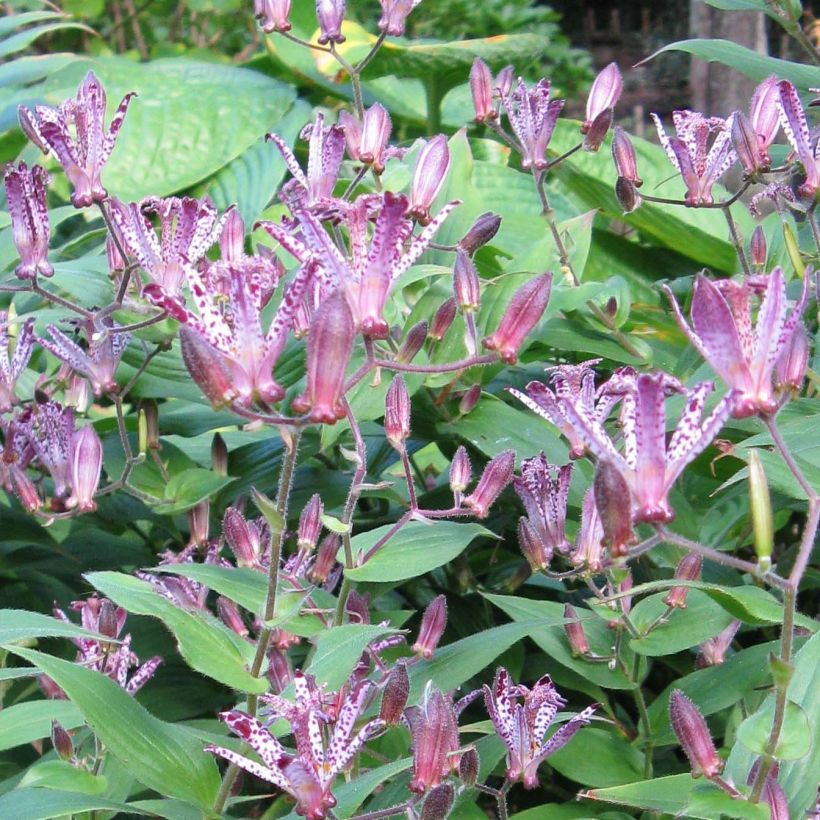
482,273,552,364
267,647,292,692
458,384,481,416
748,450,774,572
518,517,548,571
98,599,119,640
223,507,261,568
732,112,762,177
458,747,479,786
615,177,641,213
664,553,702,608
217,596,248,637
311,533,340,584
463,449,515,518
420,784,454,820
188,500,210,548
458,211,501,255
454,249,481,312
409,134,450,224
358,103,392,173
564,603,590,656
380,661,410,725
180,327,236,408
69,425,103,513
495,65,513,97
316,0,345,44
397,321,428,363
470,58,495,123
211,433,228,476
612,127,641,184
696,619,741,668
593,461,633,557
669,690,723,779
583,62,622,140
430,298,457,341
385,375,411,450
255,0,292,33
583,108,614,153
297,493,323,554
51,720,74,761
450,445,471,496
775,322,808,393
413,595,447,659
750,226,767,270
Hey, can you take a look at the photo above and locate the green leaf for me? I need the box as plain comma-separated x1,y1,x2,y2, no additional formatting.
0,700,83,752
548,727,644,787
0,666,37,681
736,699,811,760
0,789,134,820
581,773,695,815
86,571,268,694
154,468,235,515
310,759,411,819
343,520,492,583
0,22,93,58
4,647,220,809
0,609,101,645
20,760,107,795
683,785,770,820
306,625,399,689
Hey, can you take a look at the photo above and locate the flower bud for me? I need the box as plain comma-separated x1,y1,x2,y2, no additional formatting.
458,747,479,786
180,326,236,408
429,298,457,341
211,433,228,477
696,619,741,668
188,500,210,548
378,0,421,37
470,58,495,123
11,469,41,512
98,599,119,640
458,384,481,416
397,321,428,363
65,374,90,413
746,759,789,820
458,211,501,255
311,533,340,585
316,0,345,44
420,784,455,820
463,449,515,518
749,75,780,168
217,596,248,637
583,62,622,138
482,273,552,365
495,65,513,97
564,603,590,656
583,107,614,153
669,690,723,779
748,450,773,572
360,103,393,173
255,0,292,32
267,647,292,692
68,424,103,513
298,493,323,555
51,720,74,761
449,445,471,496
518,517,548,571
454,249,480,312
664,553,702,609
413,595,447,659
774,322,808,393
612,126,641,184
385,375,411,450
380,661,409,725
750,226,767,270
593,460,633,557
140,400,160,451
732,112,762,177
615,177,641,213
346,590,370,625
223,507,261,568
409,134,450,224
219,208,245,262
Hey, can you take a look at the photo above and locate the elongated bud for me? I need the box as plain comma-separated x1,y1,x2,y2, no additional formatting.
458,384,481,416
450,445,471,496
380,661,409,725
359,103,392,173
749,76,780,168
255,0,292,32
12,469,41,512
51,720,74,761
470,58,495,123
220,208,245,262
750,226,767,270
69,425,103,513
697,619,741,668
748,450,774,572
495,65,514,97
612,127,641,184
775,322,808,394
311,533,340,584
409,134,450,224
583,107,613,153
292,292,355,424
458,747,479,786
732,112,761,177
413,595,447,659
430,298,457,341
189,501,210,548
454,249,481,312
482,273,552,364
180,326,236,408
615,177,641,213
459,211,501,255
583,63,622,137
397,321,427,363
98,599,119,640
385,375,411,450
593,461,633,557
564,603,590,656
316,0,345,44
669,690,723,779
420,784,454,820
211,433,228,476
267,648,292,692
746,759,789,820
298,493,323,554
463,449,515,518
664,553,702,608
217,596,248,637
518,517,548,571
223,507,260,568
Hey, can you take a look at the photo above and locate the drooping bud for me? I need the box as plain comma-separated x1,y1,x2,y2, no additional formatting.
384,375,411,450
311,533,340,584
664,553,702,609
98,599,119,640
458,211,501,255
316,0,345,44
470,58,496,123
454,249,481,312
750,226,767,270
564,603,590,657
378,0,421,37
583,63,622,140
379,661,410,725
420,784,455,820
450,445,472,498
458,747,479,786
669,690,723,779
612,127,641,184
518,517,548,571
732,112,762,177
292,292,355,424
255,0,292,33
583,107,614,153
141,400,161,451
458,384,481,416
482,273,552,365
429,298,457,341
409,134,450,224
696,619,741,668
593,460,634,557
413,595,447,659
211,433,228,477
297,493,324,555
68,424,103,513
774,322,809,394
217,596,248,637
748,450,774,572
223,507,262,568
463,449,515,518
51,720,74,761
397,321,428,363
188,501,210,548
180,326,236,408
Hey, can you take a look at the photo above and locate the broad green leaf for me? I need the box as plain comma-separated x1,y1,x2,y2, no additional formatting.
0,22,93,58
0,700,83,752
343,520,493,583
0,666,37,681
0,11,65,35
0,789,134,820
0,609,101,644
126,799,202,820
154,468,235,515
307,625,399,689
683,786,769,820
736,699,811,760
548,727,644,787
86,571,268,694
20,760,107,795
4,647,220,809
581,773,695,815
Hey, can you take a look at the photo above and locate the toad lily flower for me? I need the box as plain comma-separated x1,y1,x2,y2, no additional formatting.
558,371,737,523
663,268,811,417
5,162,53,280
582,62,622,151
484,668,596,789
208,676,385,820
109,195,224,318
500,78,565,171
339,103,393,174
316,0,346,44
255,0,291,32
651,110,736,206
777,79,820,199
0,313,35,413
18,71,134,208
